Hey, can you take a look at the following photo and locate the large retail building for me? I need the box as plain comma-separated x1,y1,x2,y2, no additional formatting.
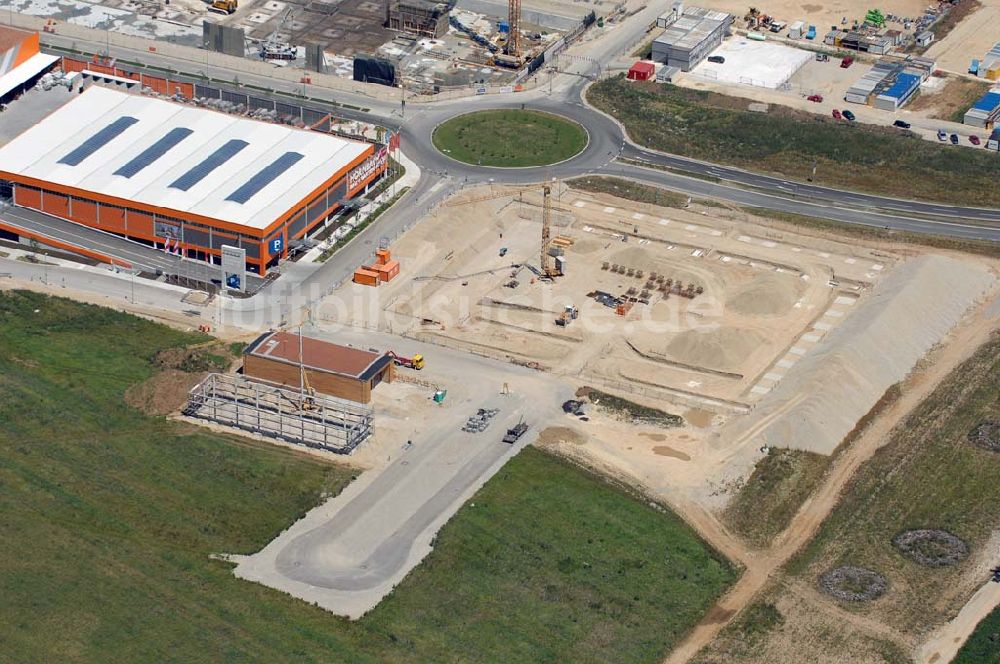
0,85,387,275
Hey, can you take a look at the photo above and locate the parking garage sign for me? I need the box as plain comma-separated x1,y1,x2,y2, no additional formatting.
221,245,246,292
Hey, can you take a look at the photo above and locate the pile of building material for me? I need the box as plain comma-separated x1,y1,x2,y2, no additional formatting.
353,248,401,286
462,408,500,433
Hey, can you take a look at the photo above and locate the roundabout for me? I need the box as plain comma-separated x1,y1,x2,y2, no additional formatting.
431,109,588,168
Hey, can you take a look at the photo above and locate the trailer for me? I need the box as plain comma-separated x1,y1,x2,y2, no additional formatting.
502,420,529,444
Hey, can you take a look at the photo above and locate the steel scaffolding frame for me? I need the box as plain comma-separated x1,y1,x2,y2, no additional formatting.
184,373,373,454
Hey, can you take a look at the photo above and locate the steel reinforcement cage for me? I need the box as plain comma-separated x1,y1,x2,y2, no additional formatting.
184,373,373,454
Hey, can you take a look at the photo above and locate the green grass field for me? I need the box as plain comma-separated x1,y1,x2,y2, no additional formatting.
432,109,588,167
588,76,1000,207
0,290,735,663
955,604,1000,664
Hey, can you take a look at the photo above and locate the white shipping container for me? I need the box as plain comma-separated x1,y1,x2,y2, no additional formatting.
789,20,805,39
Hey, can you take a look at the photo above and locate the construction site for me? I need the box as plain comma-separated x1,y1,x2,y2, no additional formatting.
318,181,998,503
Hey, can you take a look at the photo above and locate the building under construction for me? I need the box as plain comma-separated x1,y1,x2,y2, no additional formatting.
386,0,450,38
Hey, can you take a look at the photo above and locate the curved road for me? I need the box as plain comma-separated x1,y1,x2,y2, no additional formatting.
386,75,1000,239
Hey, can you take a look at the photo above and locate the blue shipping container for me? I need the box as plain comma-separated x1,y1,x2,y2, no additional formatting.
499,20,509,33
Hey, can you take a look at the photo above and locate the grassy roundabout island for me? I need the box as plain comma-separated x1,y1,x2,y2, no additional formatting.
432,109,588,167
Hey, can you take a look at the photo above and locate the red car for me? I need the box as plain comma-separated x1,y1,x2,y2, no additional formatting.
832,109,842,120
970,134,981,145
807,94,823,103
840,56,854,68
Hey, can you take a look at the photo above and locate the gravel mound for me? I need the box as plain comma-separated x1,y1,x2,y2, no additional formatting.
726,272,801,316
728,255,995,454
666,327,764,372
967,419,1000,452
819,566,889,602
892,529,969,567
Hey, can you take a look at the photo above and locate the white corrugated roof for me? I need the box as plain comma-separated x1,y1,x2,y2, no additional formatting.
0,86,370,231
0,52,58,98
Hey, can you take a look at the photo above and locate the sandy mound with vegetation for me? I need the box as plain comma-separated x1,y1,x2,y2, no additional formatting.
666,327,764,372
726,273,801,316
125,369,204,416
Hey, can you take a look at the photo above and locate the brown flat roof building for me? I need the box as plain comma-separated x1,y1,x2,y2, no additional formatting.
243,331,393,403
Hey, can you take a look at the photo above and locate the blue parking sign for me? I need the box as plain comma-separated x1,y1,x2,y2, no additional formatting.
270,237,284,254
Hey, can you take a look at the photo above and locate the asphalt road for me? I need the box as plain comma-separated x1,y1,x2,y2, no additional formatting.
231,326,571,618
36,17,1000,237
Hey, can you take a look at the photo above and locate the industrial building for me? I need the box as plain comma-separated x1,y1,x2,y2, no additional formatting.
627,61,656,81
652,5,733,72
386,0,450,38
0,27,59,104
243,331,395,404
873,72,921,111
824,29,892,55
963,89,1000,128
845,56,933,107
0,86,387,276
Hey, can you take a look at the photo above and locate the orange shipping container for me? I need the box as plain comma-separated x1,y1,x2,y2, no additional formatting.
375,248,391,265
373,259,400,282
353,268,379,286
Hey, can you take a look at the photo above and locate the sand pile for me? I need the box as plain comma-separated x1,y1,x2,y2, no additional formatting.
729,255,995,455
726,272,801,316
666,327,764,372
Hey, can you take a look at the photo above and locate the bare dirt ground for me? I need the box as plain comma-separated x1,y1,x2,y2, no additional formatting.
336,184,894,413
924,0,1000,73
908,75,992,121
694,0,933,37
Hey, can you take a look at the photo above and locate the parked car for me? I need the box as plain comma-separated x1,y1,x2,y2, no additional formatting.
707,55,725,64
807,94,823,102
842,109,856,121
970,134,981,145
892,119,911,129
937,129,948,141
840,56,854,68
950,133,959,145
832,109,842,119
816,53,829,62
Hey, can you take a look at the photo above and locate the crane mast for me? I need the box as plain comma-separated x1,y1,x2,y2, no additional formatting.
506,0,521,57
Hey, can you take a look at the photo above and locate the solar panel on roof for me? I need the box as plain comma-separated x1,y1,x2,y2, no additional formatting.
57,116,139,166
225,152,305,204
169,139,249,191
113,127,194,179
